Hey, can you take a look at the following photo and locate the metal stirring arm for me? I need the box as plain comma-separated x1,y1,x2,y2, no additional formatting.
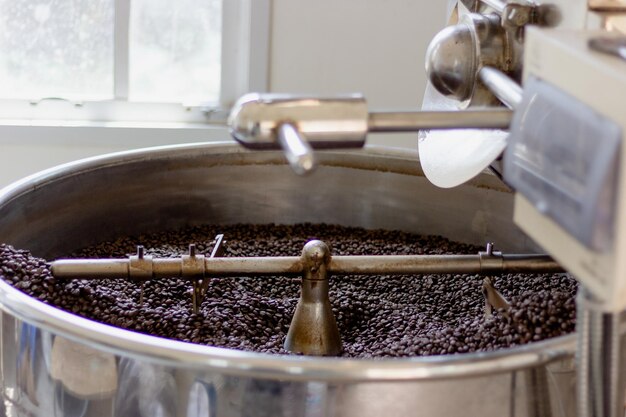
50,246,562,281
50,240,562,357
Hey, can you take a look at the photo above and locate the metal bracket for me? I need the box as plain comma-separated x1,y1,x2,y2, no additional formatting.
478,242,504,274
129,246,153,280
184,244,206,314
501,3,536,29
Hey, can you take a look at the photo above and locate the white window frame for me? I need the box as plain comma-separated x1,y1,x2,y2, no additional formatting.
0,0,270,125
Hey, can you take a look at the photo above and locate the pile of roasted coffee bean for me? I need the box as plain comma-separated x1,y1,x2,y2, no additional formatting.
0,223,577,358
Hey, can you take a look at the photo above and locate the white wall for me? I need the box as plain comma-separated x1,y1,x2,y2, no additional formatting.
269,0,445,148
0,0,446,186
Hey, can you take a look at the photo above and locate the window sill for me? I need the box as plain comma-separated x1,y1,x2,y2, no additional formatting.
0,120,232,147
0,120,235,187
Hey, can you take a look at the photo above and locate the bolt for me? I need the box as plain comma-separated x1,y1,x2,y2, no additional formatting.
486,242,494,256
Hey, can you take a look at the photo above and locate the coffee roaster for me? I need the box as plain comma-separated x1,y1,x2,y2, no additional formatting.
0,0,624,416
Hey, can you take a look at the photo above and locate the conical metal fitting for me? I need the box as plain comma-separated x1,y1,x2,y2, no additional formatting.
284,240,342,356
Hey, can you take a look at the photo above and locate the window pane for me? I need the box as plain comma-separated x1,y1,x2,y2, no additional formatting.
129,0,221,104
0,0,113,100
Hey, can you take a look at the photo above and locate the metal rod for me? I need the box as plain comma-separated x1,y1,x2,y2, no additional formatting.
51,253,562,280
501,254,561,273
203,257,303,277
367,109,513,132
276,123,316,176
52,259,130,278
576,289,626,417
479,67,523,109
331,255,482,274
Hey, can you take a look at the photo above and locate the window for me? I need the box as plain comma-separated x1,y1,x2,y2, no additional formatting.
128,0,221,104
0,0,269,123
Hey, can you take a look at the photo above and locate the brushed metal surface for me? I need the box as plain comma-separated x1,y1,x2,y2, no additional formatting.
0,143,576,416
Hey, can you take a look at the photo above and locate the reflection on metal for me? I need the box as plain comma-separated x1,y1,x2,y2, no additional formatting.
425,19,481,102
17,323,38,407
115,358,177,417
187,381,216,417
50,337,117,399
425,12,507,104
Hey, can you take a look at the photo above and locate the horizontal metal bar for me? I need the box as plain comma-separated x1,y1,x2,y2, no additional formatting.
51,259,130,279
330,255,482,275
51,253,563,280
203,257,303,276
367,109,513,132
501,254,562,273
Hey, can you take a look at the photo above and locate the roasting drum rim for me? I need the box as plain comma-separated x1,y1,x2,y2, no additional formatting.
0,142,576,382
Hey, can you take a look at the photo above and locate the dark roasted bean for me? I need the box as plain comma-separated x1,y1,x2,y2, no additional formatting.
0,224,578,358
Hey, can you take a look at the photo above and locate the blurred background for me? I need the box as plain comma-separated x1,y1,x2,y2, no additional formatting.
0,0,445,185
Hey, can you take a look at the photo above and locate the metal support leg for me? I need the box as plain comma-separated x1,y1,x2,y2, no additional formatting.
576,288,626,417
284,240,342,356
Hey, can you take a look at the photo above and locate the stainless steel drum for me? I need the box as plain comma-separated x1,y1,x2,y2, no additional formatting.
0,143,576,417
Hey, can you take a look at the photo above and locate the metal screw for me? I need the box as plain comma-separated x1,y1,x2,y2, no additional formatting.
137,245,144,259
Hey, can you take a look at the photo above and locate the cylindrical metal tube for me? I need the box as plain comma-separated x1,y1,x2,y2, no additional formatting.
367,109,513,132
228,93,368,149
329,255,482,275
51,259,130,279
203,257,303,276
276,123,316,175
51,253,563,279
229,93,514,151
479,67,523,109
501,254,562,274
152,258,183,278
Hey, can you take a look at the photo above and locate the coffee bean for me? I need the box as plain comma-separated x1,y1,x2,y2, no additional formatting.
0,224,577,358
